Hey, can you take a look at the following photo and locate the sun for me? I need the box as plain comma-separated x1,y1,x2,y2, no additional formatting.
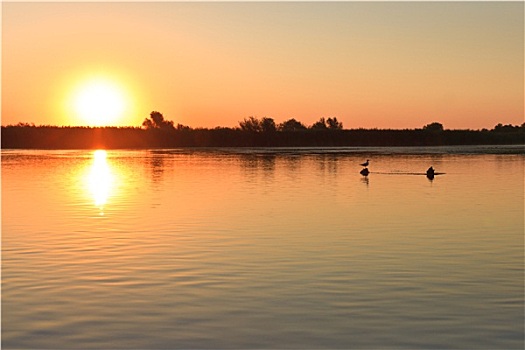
72,78,127,126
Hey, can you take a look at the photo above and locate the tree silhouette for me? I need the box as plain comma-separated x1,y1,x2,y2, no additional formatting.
327,117,343,129
423,122,444,132
493,123,523,132
176,123,190,131
142,111,175,130
279,118,307,131
310,118,328,130
261,117,277,133
239,116,262,132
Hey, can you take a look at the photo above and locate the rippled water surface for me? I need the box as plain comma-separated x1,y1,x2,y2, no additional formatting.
2,147,524,349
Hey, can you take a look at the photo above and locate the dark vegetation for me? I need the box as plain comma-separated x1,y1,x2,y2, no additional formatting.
2,112,524,149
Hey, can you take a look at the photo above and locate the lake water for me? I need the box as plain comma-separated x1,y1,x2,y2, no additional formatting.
2,146,524,349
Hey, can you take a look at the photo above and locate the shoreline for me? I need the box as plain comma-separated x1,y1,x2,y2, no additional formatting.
2,144,524,155
2,126,524,149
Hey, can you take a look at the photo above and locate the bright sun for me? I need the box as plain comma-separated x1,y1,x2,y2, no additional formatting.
72,78,127,126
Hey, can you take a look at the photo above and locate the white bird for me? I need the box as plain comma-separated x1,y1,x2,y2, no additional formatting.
360,159,369,167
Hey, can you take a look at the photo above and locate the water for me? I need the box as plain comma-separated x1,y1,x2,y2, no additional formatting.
2,146,524,349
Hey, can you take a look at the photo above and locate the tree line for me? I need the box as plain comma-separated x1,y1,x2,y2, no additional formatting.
2,111,524,149
139,111,344,132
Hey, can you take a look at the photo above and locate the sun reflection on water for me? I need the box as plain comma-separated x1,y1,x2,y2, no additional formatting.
87,150,114,213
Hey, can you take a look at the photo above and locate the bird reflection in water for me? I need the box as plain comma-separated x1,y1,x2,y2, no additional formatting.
87,150,114,214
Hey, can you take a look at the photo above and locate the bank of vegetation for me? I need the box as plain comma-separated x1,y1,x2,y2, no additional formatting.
2,111,524,149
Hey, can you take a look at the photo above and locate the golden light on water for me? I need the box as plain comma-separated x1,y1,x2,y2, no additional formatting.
87,150,114,212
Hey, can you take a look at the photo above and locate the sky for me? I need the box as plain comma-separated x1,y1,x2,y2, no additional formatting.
2,1,523,129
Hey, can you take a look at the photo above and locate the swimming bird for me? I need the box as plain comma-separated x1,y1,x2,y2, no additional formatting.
360,159,370,167
426,166,435,180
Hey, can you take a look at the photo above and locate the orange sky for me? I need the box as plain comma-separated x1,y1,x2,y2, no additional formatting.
2,1,523,129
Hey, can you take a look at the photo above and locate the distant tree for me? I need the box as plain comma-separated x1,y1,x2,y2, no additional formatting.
142,118,154,129
327,117,343,130
142,111,175,130
15,122,35,127
310,118,327,130
260,117,277,133
150,111,163,126
239,116,262,132
423,122,444,132
279,118,307,131
493,123,522,132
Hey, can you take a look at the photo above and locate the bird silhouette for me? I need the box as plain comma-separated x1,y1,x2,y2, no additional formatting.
360,159,369,167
